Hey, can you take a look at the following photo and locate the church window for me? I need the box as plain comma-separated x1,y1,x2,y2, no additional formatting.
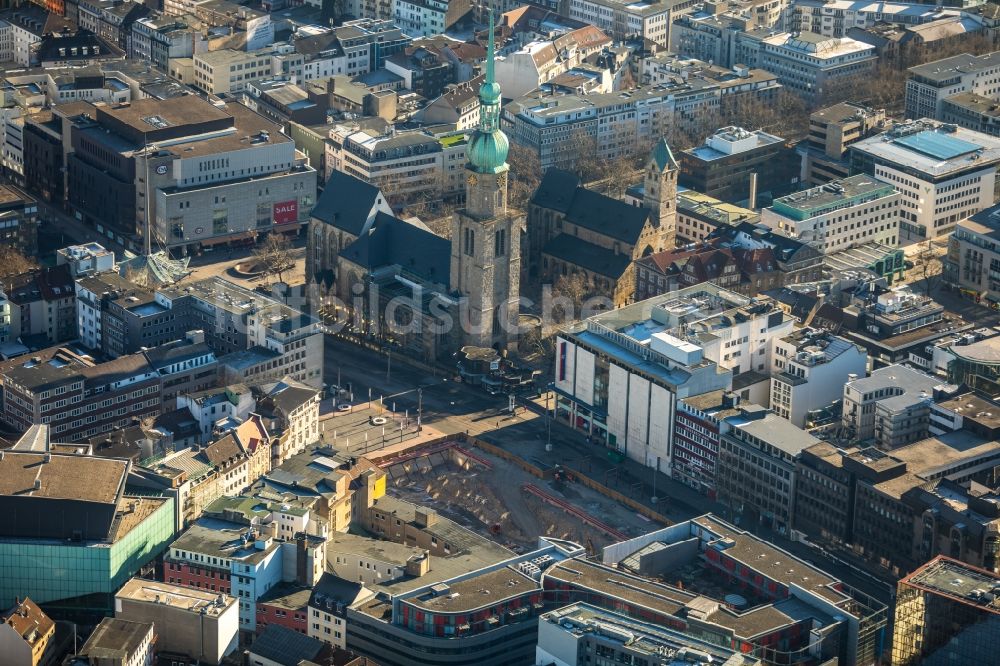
464,228,475,256
494,229,506,257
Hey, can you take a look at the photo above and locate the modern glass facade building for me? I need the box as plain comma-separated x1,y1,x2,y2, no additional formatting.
0,448,176,611
948,337,1000,398
0,497,175,610
893,555,1000,665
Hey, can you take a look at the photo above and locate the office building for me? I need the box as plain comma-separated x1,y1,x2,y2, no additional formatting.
905,51,1000,120
140,331,218,410
947,203,1000,305
557,516,887,665
893,556,1000,665
0,598,57,666
57,242,116,277
794,431,1000,574
762,175,900,254
536,603,763,666
835,283,969,366
758,31,876,106
947,335,1000,397
114,578,238,665
791,0,956,39
0,449,175,608
678,126,797,205
554,284,794,467
62,96,316,254
770,327,867,428
674,190,758,244
849,119,1000,240
798,102,887,186
841,364,945,447
155,277,325,389
345,538,583,666
716,406,820,531
1,347,162,441
129,14,205,72
940,91,1000,137
253,377,320,465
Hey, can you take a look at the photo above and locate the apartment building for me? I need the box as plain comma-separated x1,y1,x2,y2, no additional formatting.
762,175,900,254
770,327,867,428
672,390,744,496
165,497,326,632
325,124,468,205
494,25,611,99
797,102,887,186
567,0,673,46
717,406,820,532
905,51,1000,121
850,119,1000,240
503,68,780,170
789,0,958,39
0,183,37,257
947,203,1000,305
758,31,877,106
678,126,796,205
333,19,410,74
129,14,205,71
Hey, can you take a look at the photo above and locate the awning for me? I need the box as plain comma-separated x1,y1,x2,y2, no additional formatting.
199,230,258,246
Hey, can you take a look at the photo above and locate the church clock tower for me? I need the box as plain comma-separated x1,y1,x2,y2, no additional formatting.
450,10,521,351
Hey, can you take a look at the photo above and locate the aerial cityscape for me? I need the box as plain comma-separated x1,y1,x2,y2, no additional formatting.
1,0,1000,664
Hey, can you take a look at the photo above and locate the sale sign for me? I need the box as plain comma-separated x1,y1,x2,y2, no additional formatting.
273,200,298,224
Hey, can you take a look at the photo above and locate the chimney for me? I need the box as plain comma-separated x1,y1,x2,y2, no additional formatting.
748,172,758,210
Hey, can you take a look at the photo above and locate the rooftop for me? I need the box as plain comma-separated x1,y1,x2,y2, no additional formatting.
78,618,152,661
405,565,538,613
950,336,1000,364
851,120,1000,177
770,175,896,221
170,518,279,564
116,578,235,616
726,410,822,457
909,51,1000,83
0,451,127,505
901,555,1000,614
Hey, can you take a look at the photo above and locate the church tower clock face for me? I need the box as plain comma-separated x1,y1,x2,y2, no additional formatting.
467,174,478,186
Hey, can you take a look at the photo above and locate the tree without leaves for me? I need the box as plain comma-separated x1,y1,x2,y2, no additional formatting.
507,142,543,212
912,240,943,296
253,233,295,284
0,246,36,280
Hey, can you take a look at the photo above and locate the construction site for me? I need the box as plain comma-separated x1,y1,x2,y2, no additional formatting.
374,440,660,553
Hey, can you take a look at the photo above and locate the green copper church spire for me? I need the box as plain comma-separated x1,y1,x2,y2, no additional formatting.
467,9,508,174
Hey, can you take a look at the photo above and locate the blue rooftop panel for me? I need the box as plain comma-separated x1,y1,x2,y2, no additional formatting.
893,131,981,161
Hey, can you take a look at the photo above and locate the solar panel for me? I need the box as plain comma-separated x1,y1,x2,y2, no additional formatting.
893,131,981,160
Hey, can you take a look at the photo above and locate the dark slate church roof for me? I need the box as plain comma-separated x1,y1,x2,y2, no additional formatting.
532,169,651,244
310,170,382,236
543,234,632,279
340,212,451,286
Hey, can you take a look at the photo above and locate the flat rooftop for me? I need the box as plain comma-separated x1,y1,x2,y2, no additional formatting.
935,393,1000,430
170,518,279,565
80,618,151,660
770,175,895,221
901,556,1000,615
116,578,235,616
406,565,539,613
97,96,231,133
852,121,1000,177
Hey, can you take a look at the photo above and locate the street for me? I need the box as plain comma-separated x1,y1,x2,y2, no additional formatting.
320,334,897,607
